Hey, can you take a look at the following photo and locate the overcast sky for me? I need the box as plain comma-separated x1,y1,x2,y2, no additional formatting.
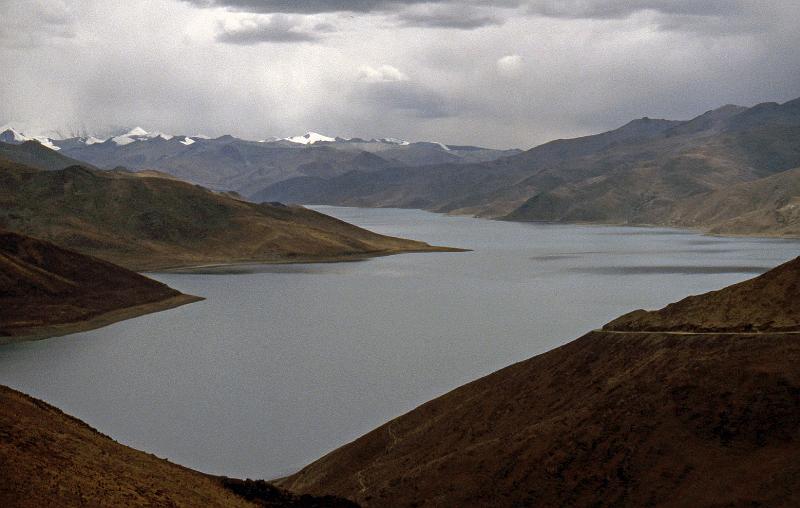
1,0,799,148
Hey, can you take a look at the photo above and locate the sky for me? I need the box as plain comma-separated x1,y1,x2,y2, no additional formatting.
1,0,799,149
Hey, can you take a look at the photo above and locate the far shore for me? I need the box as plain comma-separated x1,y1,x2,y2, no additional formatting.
0,294,204,346
150,246,469,274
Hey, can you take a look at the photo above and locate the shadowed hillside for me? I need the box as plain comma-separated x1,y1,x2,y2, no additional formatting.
0,140,93,171
279,257,800,507
0,385,358,507
605,256,800,333
0,155,458,271
0,230,200,343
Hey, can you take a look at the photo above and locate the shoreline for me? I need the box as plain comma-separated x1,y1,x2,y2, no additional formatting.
0,293,204,346
149,246,469,273
308,204,800,240
493,216,800,240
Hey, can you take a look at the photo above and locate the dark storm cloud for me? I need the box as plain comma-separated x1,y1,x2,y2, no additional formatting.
396,6,504,29
216,15,325,44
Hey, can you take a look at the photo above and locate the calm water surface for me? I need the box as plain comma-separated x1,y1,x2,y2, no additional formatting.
0,206,797,478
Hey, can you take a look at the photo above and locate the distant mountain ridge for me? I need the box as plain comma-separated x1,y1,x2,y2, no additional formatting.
256,97,800,238
0,126,519,197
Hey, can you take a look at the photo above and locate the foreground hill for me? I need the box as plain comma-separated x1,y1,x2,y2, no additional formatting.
0,230,200,343
0,385,357,507
0,155,456,271
258,97,800,238
280,257,800,507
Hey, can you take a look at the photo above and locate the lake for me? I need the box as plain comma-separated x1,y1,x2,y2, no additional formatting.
0,206,797,479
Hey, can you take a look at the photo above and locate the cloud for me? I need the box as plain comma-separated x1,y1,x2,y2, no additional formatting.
396,5,505,29
185,0,436,14
0,0,77,48
216,14,325,44
355,80,451,118
2,0,799,149
184,0,521,17
353,64,448,117
496,54,523,75
525,0,744,19
357,65,409,83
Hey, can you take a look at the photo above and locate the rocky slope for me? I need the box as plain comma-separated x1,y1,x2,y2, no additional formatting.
0,154,457,271
0,384,358,507
279,257,800,507
0,230,200,343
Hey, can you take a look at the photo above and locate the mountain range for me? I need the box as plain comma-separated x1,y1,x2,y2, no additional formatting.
9,97,799,238
0,126,520,197
256,97,800,237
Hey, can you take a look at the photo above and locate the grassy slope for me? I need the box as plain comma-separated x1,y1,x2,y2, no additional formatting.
0,230,200,340
280,258,800,507
0,140,93,171
0,158,456,271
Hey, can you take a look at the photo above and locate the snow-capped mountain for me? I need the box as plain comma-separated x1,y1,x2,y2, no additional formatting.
0,127,61,150
1,123,520,200
1,124,441,152
284,132,337,145
111,127,174,146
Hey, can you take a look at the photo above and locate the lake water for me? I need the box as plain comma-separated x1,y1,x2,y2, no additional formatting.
0,206,797,479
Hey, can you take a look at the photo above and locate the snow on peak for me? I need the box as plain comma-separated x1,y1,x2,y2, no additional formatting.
285,132,336,145
0,128,30,143
110,127,173,145
0,127,60,150
126,126,148,136
378,137,410,146
85,136,105,145
179,136,195,146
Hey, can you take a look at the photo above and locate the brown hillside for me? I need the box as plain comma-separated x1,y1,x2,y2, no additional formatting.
0,385,358,507
0,158,457,271
668,167,800,238
280,261,800,507
0,230,199,342
605,256,800,333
